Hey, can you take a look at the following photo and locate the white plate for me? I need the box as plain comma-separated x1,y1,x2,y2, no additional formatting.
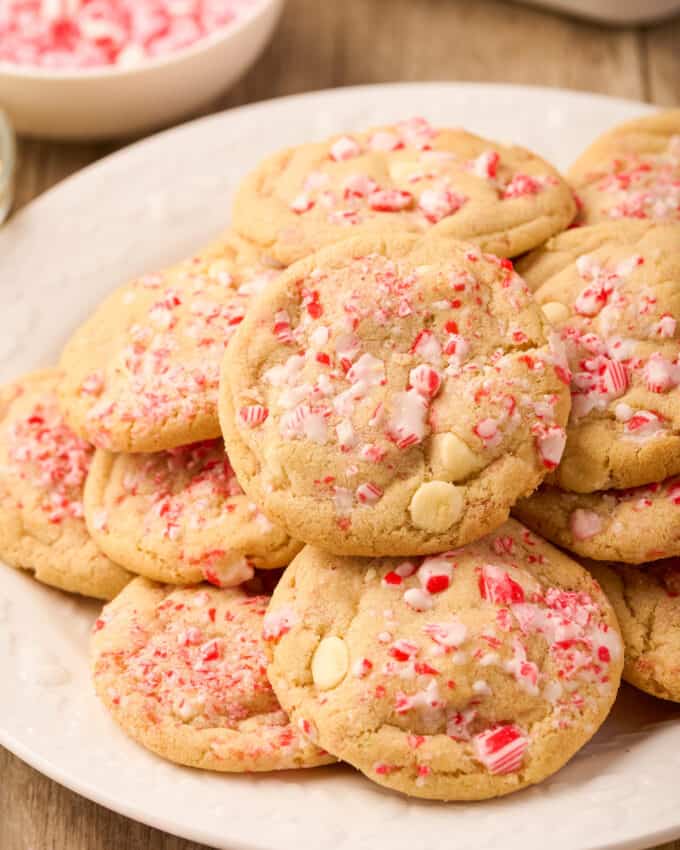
1,83,679,850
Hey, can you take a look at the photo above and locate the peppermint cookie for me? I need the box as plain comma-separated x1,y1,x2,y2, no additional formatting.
233,117,576,265
518,221,680,492
514,477,680,564
92,577,334,771
570,110,680,225
220,235,570,557
266,519,623,800
59,233,280,453
0,370,131,599
84,439,301,586
587,560,680,702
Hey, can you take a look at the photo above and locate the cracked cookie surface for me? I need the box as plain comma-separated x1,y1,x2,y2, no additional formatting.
514,477,680,564
219,234,570,556
518,221,680,492
59,233,281,453
587,560,680,702
569,110,680,226
265,519,622,800
233,117,576,265
0,370,131,599
84,439,302,587
91,577,334,771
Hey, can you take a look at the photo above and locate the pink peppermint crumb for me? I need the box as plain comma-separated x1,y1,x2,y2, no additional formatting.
0,0,259,70
9,396,93,524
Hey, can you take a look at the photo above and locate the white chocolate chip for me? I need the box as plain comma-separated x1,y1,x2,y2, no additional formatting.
409,481,464,532
263,443,287,488
311,636,349,690
387,158,421,182
541,301,570,325
430,433,482,482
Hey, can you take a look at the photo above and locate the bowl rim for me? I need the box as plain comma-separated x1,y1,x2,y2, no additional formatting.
0,0,283,82
0,110,16,191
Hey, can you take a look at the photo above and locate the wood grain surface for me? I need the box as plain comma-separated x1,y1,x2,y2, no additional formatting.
2,1,679,848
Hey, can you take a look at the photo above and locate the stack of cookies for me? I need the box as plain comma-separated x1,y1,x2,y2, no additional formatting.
515,111,680,705
1,110,678,801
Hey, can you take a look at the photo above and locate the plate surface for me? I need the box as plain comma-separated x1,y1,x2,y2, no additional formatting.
1,83,679,850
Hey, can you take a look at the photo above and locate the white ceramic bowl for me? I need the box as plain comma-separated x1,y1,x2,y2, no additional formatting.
522,0,680,23
0,0,284,141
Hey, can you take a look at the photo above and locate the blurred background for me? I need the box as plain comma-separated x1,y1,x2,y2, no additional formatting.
1,1,679,849
5,0,679,215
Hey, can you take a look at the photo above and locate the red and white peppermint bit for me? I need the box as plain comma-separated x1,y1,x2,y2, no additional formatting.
290,193,315,214
502,173,555,199
601,360,630,397
80,371,104,396
470,150,500,181
403,587,434,612
0,0,257,69
263,605,299,642
652,314,677,338
239,404,269,427
356,481,383,504
473,418,500,447
417,555,454,594
423,618,467,648
330,136,361,162
273,310,295,343
619,408,664,437
369,131,403,152
411,328,442,361
203,556,254,588
644,353,679,393
670,481,680,505
418,189,467,223
343,174,379,199
478,564,526,605
387,389,429,449
409,364,442,399
533,425,566,470
570,509,603,541
473,725,528,774
353,657,373,678
390,639,419,661
368,189,414,212
504,638,539,694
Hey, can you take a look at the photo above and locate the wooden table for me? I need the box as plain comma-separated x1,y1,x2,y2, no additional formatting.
2,1,679,848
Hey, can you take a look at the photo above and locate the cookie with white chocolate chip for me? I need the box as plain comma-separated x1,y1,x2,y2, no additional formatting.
233,117,576,265
219,234,571,557
84,439,302,587
265,519,623,800
0,370,131,600
59,233,281,453
587,559,680,702
92,577,335,771
569,109,680,226
514,477,680,564
517,221,680,492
